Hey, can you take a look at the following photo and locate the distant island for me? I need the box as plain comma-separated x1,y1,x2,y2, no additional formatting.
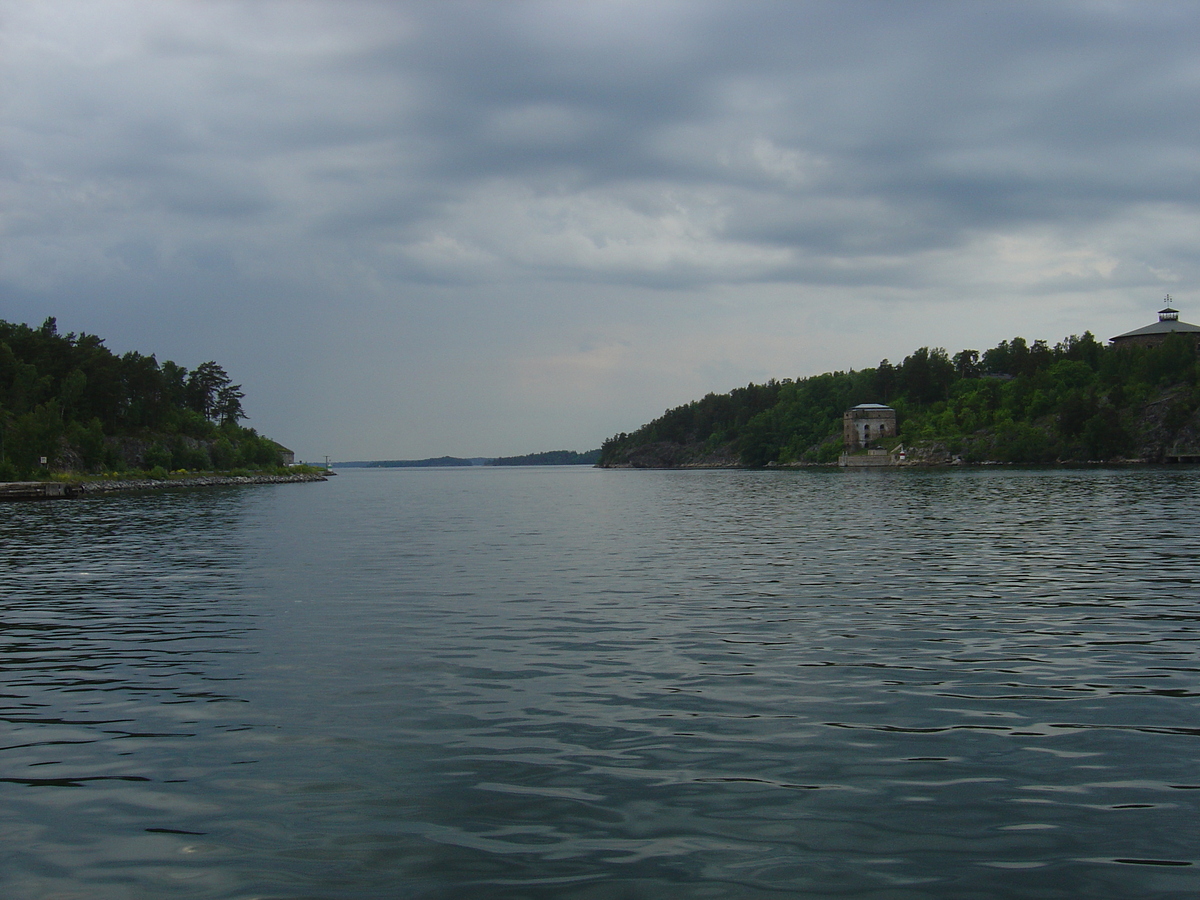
600,306,1200,468
0,316,304,481
338,449,601,468
337,457,486,468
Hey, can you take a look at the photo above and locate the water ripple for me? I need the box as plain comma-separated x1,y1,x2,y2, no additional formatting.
2,469,1199,898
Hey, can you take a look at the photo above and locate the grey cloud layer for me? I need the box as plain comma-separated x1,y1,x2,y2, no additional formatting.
5,1,1198,288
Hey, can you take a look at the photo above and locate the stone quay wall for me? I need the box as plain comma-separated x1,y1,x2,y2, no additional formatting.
1,472,327,501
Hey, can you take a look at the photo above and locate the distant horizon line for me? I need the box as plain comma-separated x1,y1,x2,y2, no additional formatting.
331,449,601,469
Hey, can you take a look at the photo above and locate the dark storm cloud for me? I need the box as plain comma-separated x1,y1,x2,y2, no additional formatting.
333,0,1200,284
11,1,1197,279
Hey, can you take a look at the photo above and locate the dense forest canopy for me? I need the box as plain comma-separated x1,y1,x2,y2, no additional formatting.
0,316,287,479
491,449,601,466
599,331,1200,467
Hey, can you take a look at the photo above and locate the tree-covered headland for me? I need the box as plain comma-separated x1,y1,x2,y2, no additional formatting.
0,317,292,480
491,449,601,466
599,331,1200,467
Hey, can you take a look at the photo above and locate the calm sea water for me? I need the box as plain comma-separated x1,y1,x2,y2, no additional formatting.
2,466,1199,899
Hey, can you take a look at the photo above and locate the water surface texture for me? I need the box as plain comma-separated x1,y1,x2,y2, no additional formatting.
2,467,1199,898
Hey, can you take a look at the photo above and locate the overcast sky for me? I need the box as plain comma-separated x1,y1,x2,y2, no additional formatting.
3,1,1199,460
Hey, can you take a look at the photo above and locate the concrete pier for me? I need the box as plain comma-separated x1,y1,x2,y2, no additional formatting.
0,472,326,502
0,481,75,500
838,449,897,468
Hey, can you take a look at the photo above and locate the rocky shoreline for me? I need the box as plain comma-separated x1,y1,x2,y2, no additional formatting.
1,472,328,501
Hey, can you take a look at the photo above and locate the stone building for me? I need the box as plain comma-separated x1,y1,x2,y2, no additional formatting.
272,443,296,466
1110,297,1200,349
843,403,897,451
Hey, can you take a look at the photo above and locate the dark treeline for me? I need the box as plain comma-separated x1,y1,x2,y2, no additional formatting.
491,449,601,466
0,317,287,479
599,332,1200,466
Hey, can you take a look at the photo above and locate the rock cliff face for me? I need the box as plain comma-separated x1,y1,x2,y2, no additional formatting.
1134,391,1200,460
40,431,287,477
603,441,740,468
61,435,214,470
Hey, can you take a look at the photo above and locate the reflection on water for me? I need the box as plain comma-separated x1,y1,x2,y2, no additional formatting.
2,469,1199,899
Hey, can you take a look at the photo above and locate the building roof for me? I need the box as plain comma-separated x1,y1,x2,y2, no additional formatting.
1111,298,1200,341
850,403,893,410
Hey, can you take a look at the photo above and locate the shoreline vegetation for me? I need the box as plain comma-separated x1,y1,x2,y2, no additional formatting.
0,316,314,492
23,312,1200,481
599,330,1200,469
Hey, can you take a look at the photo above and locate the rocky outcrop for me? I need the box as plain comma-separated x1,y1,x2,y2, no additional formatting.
1133,390,1200,461
895,443,959,466
601,441,741,468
